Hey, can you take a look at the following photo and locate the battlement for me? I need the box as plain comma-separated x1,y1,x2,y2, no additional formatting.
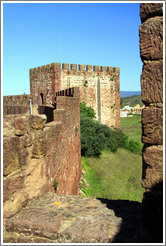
30,63,60,76
30,61,120,128
56,87,80,98
29,62,120,76
3,94,31,106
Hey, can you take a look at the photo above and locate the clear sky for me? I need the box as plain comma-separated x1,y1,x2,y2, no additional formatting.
3,1,143,96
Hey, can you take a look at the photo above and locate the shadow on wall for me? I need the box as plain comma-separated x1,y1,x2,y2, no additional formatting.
98,182,163,243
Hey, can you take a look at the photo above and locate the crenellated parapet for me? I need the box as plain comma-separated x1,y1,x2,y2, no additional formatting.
3,94,31,106
30,62,120,76
61,63,120,75
56,87,80,98
29,63,60,76
30,62,120,129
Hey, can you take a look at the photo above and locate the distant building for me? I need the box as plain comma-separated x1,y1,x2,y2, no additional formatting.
120,109,128,117
133,104,145,114
123,105,133,111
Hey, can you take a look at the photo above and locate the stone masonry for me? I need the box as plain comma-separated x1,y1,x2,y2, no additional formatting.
3,94,31,115
139,3,163,242
30,63,120,128
3,88,82,219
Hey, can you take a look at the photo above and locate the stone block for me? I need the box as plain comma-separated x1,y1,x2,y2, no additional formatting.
3,173,22,202
3,137,21,176
142,145,163,189
100,66,107,72
32,134,47,159
62,63,69,70
142,107,163,144
79,64,85,71
93,65,99,71
141,61,163,104
139,16,163,61
28,115,46,130
140,3,163,22
86,65,92,71
70,64,77,70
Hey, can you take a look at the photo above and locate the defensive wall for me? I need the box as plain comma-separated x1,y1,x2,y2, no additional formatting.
30,63,120,128
139,3,163,242
3,87,82,218
3,94,31,115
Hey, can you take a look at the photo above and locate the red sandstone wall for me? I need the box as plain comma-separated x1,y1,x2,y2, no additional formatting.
3,88,82,218
3,94,31,106
139,3,163,242
53,87,82,194
30,63,61,105
3,95,31,115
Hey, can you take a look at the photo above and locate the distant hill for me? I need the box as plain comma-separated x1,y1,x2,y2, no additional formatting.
120,91,141,98
120,95,144,108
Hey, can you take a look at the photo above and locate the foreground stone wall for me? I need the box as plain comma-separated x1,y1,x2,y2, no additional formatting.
139,3,163,242
3,88,82,218
30,63,120,128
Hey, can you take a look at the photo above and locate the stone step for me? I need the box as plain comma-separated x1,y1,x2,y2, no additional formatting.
3,192,123,243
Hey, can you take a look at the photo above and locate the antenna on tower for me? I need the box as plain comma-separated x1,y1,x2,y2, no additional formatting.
59,31,61,64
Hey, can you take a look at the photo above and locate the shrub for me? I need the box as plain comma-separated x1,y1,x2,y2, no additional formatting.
80,102,96,119
125,139,142,155
80,103,142,157
80,114,128,157
53,178,59,191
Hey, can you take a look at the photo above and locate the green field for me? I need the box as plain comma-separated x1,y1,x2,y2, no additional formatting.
120,114,142,144
81,149,144,202
80,114,144,202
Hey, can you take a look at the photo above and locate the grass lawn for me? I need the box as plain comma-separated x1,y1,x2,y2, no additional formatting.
81,149,145,202
120,114,142,144
80,114,144,202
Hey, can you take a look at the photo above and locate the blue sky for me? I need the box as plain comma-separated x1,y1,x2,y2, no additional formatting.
3,2,143,95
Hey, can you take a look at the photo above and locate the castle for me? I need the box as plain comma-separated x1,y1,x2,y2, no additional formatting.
3,3,163,242
29,62,120,128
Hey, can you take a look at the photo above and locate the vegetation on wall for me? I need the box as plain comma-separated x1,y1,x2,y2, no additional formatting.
53,178,59,191
80,102,96,119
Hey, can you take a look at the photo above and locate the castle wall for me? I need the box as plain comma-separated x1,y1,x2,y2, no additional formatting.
30,63,120,128
60,64,120,128
3,95,31,115
3,88,82,218
139,3,163,242
30,63,61,106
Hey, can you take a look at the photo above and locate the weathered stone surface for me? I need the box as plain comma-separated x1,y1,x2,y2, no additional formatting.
139,16,163,61
142,107,163,144
141,61,163,104
3,192,122,243
3,93,82,218
142,145,163,189
140,3,163,242
3,137,21,176
3,172,22,202
140,3,163,22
